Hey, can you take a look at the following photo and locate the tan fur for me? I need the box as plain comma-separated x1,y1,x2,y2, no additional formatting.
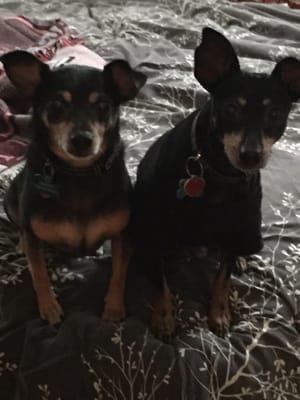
208,265,231,333
30,209,130,323
151,280,175,337
89,91,100,103
42,111,106,167
89,121,105,153
31,218,82,248
23,232,63,324
262,136,276,153
222,131,243,170
222,131,275,171
237,96,247,106
30,209,130,250
85,209,129,247
60,91,72,103
103,234,130,321
262,98,271,106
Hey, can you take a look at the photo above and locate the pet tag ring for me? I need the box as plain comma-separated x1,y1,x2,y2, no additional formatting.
177,153,206,199
33,161,59,199
185,153,204,177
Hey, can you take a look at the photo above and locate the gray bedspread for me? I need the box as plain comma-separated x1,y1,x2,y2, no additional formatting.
0,1,300,399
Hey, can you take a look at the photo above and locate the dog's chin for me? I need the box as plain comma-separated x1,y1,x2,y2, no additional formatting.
51,146,103,168
227,154,269,174
68,148,94,159
65,149,102,167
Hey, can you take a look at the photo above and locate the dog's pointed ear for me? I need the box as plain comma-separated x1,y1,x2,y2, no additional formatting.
271,57,300,101
103,60,147,104
194,27,240,93
1,50,50,97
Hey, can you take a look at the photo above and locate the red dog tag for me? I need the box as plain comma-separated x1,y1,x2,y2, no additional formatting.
184,175,205,197
176,153,206,199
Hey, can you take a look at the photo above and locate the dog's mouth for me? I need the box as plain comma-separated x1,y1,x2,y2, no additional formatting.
235,154,268,172
43,106,108,166
67,131,98,158
68,148,93,158
224,146,270,172
222,133,275,172
49,129,104,167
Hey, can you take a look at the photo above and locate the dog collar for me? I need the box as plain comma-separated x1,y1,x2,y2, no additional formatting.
33,141,123,199
46,141,124,176
177,111,246,199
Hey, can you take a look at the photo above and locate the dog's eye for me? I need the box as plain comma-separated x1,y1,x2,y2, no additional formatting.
96,102,109,118
223,101,241,119
269,107,282,120
47,99,68,121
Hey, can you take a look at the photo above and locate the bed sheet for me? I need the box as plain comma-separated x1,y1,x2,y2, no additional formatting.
0,1,300,399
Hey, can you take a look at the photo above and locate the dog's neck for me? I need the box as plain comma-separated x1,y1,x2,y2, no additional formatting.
194,101,247,180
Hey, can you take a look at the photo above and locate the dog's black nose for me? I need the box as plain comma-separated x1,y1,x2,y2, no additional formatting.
69,131,93,157
70,131,93,150
70,132,93,148
239,147,262,168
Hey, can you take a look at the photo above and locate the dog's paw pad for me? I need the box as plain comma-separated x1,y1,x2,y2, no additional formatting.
235,256,248,275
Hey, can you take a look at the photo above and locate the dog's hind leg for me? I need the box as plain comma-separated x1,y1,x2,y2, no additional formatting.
208,253,236,336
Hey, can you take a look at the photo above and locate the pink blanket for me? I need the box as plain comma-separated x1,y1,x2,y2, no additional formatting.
0,16,105,172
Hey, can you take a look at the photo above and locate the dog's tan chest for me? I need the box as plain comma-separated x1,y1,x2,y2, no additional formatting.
30,208,129,249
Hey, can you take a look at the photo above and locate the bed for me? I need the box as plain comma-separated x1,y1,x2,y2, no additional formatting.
0,0,300,399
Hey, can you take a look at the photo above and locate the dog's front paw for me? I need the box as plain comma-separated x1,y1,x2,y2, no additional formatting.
37,290,63,325
235,256,248,275
208,303,231,337
16,236,24,254
102,302,125,322
151,302,176,343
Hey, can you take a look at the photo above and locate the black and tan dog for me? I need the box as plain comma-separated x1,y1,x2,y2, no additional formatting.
132,27,300,338
2,50,146,324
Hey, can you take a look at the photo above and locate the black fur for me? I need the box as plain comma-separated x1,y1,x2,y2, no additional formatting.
131,27,300,338
2,50,147,324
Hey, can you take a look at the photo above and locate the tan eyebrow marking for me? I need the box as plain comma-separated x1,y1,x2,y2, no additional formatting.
58,91,72,103
262,98,271,106
237,97,247,106
89,92,100,104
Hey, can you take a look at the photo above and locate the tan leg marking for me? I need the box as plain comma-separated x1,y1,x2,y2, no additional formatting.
151,280,176,340
23,232,63,324
102,234,129,321
208,265,231,336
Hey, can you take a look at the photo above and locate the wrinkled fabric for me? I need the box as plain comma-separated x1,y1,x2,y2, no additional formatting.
0,1,300,399
0,16,83,171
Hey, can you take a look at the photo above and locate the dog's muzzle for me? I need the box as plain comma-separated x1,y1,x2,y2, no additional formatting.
238,133,265,170
68,131,94,157
239,145,263,169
